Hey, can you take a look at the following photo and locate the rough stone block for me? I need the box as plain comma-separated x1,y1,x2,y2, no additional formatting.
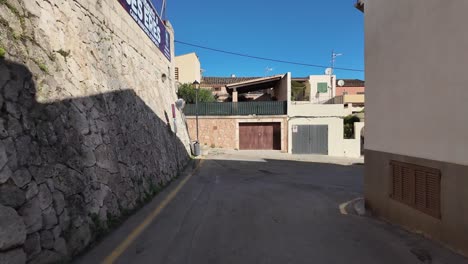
0,204,26,251
0,248,27,264
94,144,119,173
58,209,70,232
28,250,62,264
4,81,20,102
42,206,57,230
52,191,65,216
37,184,53,210
53,237,68,256
12,168,32,188
54,168,85,197
18,198,43,234
0,164,13,184
45,178,54,193
0,141,8,170
39,230,54,250
7,116,23,138
25,181,39,200
67,224,91,256
0,120,8,139
0,181,25,208
24,232,41,260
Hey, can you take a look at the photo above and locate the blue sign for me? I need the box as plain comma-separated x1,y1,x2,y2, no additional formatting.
118,0,171,61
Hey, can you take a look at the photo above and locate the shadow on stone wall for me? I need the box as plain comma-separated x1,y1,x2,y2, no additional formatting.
0,59,189,263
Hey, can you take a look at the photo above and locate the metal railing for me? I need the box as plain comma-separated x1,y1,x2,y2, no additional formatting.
183,101,287,116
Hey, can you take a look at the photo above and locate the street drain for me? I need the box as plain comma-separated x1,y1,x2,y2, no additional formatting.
410,248,432,263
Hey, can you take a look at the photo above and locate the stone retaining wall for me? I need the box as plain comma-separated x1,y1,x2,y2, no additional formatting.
0,0,190,263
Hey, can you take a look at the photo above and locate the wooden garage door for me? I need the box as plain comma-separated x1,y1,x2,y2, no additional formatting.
239,123,281,150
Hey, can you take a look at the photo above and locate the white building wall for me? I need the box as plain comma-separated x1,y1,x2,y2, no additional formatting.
308,75,336,103
289,102,345,117
365,0,468,166
288,117,344,156
343,122,365,158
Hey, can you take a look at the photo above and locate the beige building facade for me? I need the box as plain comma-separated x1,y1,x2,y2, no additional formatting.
361,0,468,256
186,116,289,152
175,52,201,84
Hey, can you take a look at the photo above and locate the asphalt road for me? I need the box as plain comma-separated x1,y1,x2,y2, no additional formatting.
77,150,467,264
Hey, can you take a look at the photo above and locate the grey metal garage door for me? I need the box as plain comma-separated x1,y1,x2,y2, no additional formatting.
292,125,328,154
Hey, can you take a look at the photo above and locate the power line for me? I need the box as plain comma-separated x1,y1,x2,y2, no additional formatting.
175,40,364,72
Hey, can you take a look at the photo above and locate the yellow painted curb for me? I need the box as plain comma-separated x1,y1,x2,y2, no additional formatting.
102,159,205,264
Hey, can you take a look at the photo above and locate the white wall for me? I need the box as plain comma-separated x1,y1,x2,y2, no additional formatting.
289,102,346,117
288,102,348,156
343,122,365,158
308,75,336,103
288,117,344,156
365,0,468,166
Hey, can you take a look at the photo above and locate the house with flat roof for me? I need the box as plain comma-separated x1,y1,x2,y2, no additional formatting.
175,53,201,85
183,73,364,158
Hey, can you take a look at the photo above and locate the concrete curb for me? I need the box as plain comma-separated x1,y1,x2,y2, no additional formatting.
353,198,366,216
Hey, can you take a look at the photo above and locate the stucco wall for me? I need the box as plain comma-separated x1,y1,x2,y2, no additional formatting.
308,75,336,103
175,53,201,85
274,73,290,102
336,86,365,96
289,102,346,117
365,0,468,166
0,0,190,262
364,0,468,257
343,122,364,158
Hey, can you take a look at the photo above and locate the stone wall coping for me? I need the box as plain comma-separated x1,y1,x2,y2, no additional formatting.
185,115,288,119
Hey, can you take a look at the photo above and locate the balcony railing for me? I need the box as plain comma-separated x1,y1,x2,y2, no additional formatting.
183,101,287,116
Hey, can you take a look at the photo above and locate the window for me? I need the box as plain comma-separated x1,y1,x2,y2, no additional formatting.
390,161,441,219
175,67,179,80
317,82,328,93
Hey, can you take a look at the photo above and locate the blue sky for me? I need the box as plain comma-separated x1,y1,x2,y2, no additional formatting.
164,0,364,80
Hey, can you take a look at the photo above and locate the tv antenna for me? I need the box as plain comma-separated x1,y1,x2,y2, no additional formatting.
265,67,273,77
328,50,343,98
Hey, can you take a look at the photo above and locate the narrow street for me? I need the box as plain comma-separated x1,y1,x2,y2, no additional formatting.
77,150,466,264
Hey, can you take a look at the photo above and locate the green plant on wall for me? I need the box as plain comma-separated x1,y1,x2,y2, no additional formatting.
57,49,70,58
344,115,360,139
31,58,49,73
291,81,306,101
177,83,215,103
0,46,5,59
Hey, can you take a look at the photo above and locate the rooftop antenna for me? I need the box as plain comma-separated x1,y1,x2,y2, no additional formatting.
160,0,167,19
265,67,273,77
329,50,343,98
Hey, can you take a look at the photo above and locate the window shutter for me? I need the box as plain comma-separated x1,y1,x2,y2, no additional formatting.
317,82,328,93
390,161,441,219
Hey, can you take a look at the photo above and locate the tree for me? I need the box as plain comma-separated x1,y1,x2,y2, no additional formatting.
177,83,216,103
343,115,361,139
291,81,307,101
